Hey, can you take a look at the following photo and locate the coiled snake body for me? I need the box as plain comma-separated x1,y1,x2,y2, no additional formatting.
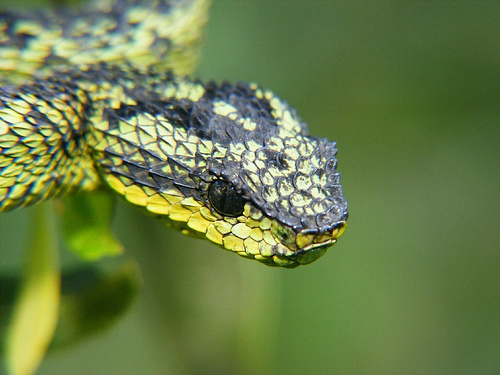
0,0,347,268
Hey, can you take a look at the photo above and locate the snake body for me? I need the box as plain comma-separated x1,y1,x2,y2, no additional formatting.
0,0,347,268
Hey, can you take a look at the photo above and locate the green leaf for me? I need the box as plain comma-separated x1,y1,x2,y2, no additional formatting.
59,192,124,260
4,203,60,375
0,260,141,356
51,258,142,349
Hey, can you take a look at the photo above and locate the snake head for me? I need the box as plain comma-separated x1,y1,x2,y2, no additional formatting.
185,81,348,267
92,69,347,267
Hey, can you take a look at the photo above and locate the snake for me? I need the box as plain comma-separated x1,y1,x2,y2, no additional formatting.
0,0,348,268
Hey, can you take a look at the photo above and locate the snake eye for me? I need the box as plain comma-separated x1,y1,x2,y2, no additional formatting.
208,180,245,217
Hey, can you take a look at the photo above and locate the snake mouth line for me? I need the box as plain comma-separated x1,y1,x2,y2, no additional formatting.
292,220,347,250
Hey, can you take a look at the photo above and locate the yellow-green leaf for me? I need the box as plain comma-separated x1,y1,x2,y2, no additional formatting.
60,192,123,260
4,203,60,375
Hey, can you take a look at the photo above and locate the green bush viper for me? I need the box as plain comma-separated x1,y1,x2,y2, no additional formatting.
0,0,348,268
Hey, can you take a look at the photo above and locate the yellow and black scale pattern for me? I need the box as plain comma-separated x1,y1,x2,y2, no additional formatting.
0,0,347,268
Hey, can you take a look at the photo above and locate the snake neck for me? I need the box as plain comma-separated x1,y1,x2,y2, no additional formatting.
0,75,102,211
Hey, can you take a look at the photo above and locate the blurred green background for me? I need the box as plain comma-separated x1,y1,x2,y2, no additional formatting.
1,1,499,374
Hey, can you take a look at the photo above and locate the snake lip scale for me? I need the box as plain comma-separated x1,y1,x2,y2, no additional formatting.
0,0,348,268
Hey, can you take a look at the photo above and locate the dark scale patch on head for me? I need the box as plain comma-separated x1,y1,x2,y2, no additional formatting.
189,105,213,134
162,100,192,130
207,115,239,144
189,81,279,143
226,82,275,120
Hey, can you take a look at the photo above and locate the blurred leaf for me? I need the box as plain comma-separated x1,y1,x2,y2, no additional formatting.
4,203,60,375
51,258,142,350
60,192,123,261
1,255,140,365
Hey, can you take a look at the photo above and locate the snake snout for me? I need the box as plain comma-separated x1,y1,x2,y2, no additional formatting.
292,221,347,265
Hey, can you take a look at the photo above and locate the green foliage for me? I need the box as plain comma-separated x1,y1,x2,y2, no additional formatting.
3,204,60,375
1,198,139,375
60,193,123,261
51,258,141,350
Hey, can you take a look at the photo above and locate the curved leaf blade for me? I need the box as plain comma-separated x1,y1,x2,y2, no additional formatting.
4,204,60,375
